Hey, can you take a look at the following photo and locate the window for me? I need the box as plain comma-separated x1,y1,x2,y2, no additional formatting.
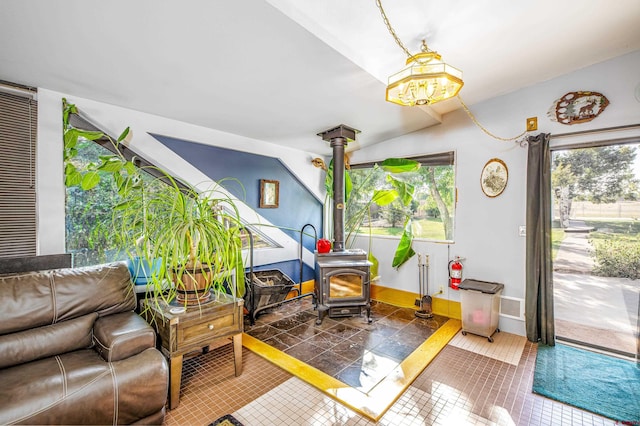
0,84,37,258
65,138,165,266
346,152,455,242
64,111,275,266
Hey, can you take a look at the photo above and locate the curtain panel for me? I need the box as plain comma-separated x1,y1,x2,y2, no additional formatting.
525,133,555,345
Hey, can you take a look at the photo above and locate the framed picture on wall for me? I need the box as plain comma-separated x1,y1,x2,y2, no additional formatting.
259,179,279,208
480,158,508,197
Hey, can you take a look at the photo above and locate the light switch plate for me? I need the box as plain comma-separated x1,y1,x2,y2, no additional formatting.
519,226,526,237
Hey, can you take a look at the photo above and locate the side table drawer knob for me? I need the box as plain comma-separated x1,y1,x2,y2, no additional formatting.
208,324,214,330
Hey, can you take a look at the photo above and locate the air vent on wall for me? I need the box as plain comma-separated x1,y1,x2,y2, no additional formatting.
499,296,525,321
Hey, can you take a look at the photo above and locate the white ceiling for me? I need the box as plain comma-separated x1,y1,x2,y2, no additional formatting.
1,0,639,155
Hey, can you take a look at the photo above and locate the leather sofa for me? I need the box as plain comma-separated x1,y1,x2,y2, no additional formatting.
0,262,169,425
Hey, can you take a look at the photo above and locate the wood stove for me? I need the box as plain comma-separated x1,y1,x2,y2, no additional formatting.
314,249,371,324
314,125,372,325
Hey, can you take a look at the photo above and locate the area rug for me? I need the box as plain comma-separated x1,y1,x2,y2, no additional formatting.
533,343,640,422
208,414,244,426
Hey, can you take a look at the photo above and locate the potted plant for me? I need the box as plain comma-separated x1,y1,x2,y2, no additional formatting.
132,174,246,307
62,99,246,309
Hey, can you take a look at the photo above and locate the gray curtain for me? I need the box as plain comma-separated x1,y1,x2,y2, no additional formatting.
525,133,555,345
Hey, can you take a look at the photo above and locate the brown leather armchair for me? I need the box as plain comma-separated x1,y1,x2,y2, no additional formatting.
0,262,169,425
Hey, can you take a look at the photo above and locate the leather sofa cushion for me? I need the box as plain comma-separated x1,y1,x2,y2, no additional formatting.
93,312,156,362
0,348,168,425
0,262,136,335
0,313,97,369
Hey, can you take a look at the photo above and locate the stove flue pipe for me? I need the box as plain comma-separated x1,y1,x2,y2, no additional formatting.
317,125,360,253
330,136,346,251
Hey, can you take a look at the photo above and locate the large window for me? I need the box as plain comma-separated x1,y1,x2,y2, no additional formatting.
346,152,456,242
64,112,275,267
65,138,168,266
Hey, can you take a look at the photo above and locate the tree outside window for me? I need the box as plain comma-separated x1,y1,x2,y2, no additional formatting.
346,153,456,243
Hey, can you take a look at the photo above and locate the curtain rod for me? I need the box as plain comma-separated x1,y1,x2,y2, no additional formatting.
550,123,640,139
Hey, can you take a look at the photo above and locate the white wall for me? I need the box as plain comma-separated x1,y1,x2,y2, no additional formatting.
349,50,640,335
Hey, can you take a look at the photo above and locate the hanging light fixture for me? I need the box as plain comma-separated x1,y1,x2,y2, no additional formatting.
376,0,463,106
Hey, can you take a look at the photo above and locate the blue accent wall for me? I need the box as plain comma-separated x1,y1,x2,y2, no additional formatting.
151,134,321,282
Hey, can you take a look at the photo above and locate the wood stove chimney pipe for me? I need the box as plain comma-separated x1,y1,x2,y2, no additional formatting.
317,125,360,252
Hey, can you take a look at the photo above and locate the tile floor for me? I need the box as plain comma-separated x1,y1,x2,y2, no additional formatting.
245,298,449,392
164,300,617,426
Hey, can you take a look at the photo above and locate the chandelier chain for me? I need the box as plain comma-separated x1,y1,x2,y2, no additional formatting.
375,0,414,60
457,95,529,142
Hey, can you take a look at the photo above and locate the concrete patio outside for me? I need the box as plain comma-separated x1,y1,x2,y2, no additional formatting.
552,221,639,358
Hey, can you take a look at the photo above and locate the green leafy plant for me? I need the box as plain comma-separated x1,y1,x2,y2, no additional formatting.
62,99,245,306
325,157,420,273
591,238,640,279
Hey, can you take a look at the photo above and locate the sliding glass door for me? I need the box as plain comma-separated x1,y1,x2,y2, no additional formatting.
551,142,640,359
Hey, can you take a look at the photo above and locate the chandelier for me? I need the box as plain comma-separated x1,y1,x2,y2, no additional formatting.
376,0,463,106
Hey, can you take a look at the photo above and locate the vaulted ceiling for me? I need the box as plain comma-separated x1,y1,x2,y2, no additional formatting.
1,0,639,154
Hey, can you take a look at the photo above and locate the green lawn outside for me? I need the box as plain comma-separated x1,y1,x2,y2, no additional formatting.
583,219,640,241
551,228,565,260
357,217,447,240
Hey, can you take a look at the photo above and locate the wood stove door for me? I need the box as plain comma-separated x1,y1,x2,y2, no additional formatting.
324,268,368,304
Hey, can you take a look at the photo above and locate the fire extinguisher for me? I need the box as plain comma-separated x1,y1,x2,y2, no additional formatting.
448,257,463,290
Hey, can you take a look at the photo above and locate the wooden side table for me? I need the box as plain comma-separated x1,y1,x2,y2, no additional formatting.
141,293,244,409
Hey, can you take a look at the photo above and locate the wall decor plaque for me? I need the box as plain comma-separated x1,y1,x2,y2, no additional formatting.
481,158,508,198
548,91,609,125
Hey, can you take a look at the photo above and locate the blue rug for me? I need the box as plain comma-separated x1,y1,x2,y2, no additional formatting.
533,343,640,422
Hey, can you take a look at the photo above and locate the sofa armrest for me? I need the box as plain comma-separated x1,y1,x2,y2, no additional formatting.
93,312,157,362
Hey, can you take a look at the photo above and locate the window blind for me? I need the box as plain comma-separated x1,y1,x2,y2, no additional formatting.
0,87,38,258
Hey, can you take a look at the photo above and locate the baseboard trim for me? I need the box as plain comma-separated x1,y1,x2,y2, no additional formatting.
371,282,461,320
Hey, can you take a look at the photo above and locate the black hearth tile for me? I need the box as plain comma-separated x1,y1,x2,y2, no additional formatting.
306,350,350,377
395,334,423,352
375,315,410,329
324,322,362,340
287,322,324,339
284,341,325,363
371,336,417,362
329,339,367,361
340,314,375,329
411,313,449,329
287,310,317,324
305,330,345,348
359,351,400,379
263,332,303,351
275,301,301,312
246,324,283,341
348,329,387,350
391,307,419,322
335,362,385,392
399,321,437,341
370,300,400,316
254,309,289,325
367,322,401,338
268,316,303,331
311,316,340,330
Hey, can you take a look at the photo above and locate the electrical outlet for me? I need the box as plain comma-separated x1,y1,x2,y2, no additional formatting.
439,285,444,294
415,298,421,307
